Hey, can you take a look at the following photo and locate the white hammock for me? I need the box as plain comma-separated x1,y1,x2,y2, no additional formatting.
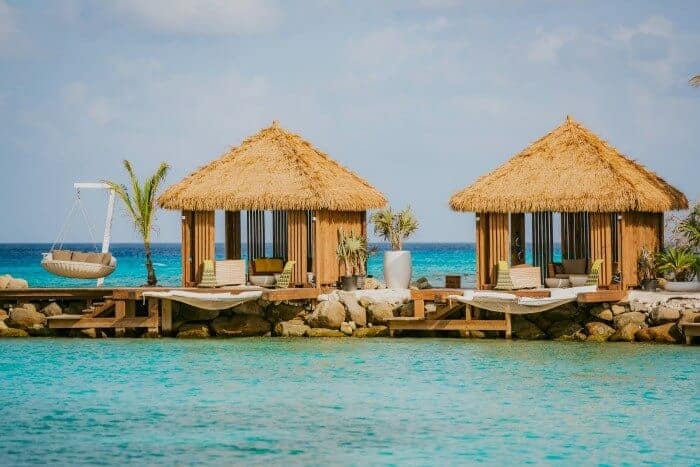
142,290,263,311
449,286,597,315
41,252,117,280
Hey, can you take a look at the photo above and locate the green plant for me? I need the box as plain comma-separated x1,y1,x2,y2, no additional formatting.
105,160,170,286
637,246,656,282
679,202,700,250
370,206,419,251
349,231,368,276
656,247,698,282
337,228,362,277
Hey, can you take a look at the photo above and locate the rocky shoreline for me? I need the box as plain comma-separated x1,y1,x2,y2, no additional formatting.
1,275,698,343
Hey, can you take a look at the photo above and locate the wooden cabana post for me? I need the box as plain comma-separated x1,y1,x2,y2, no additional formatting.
159,121,387,287
452,116,687,290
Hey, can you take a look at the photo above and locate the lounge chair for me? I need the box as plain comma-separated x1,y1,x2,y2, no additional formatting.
198,259,247,288
494,261,542,290
275,261,296,288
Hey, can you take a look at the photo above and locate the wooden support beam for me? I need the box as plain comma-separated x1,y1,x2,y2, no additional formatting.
576,290,627,304
386,318,508,332
147,298,159,334
224,211,242,260
161,299,172,335
47,315,159,329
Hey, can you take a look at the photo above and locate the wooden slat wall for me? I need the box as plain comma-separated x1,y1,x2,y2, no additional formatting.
532,212,553,282
475,213,489,288
487,213,510,286
224,211,241,260
588,212,613,286
192,211,215,285
272,211,288,259
510,213,526,265
287,210,308,286
561,213,589,260
620,212,663,289
314,210,364,286
181,210,194,286
246,210,266,259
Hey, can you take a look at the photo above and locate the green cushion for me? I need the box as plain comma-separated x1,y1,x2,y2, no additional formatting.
494,260,514,290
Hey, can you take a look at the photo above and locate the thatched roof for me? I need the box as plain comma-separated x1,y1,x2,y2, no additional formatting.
159,122,387,211
450,116,688,213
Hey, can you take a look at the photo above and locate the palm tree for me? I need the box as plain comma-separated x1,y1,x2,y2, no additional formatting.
105,160,170,286
690,75,700,87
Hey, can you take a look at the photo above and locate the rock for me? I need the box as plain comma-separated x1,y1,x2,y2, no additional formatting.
366,303,395,325
468,330,486,338
141,331,160,338
306,301,345,330
6,278,28,289
609,323,642,342
542,304,578,322
358,297,373,308
17,303,38,314
644,323,681,343
339,291,366,326
352,326,389,337
649,306,681,325
41,302,63,317
611,304,628,315
176,323,210,338
585,322,615,342
80,328,97,338
0,308,8,320
348,321,357,330
67,302,84,315
548,321,584,340
26,325,54,337
0,319,7,330
414,277,432,289
590,305,613,322
211,314,271,337
178,305,220,322
267,302,305,322
306,328,346,337
630,301,652,313
0,275,11,289
231,300,265,316
613,311,646,329
679,310,700,324
363,277,380,290
635,328,653,342
0,327,29,337
7,307,47,329
395,302,414,318
512,316,547,339
340,322,353,336
274,319,310,337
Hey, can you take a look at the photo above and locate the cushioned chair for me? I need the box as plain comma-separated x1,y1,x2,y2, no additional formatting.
274,261,296,289
585,259,603,286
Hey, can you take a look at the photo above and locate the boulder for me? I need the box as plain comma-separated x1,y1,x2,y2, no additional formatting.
0,327,29,338
178,305,220,322
274,319,310,337
0,319,7,330
231,300,265,317
635,328,653,342
41,302,63,317
630,301,652,313
613,311,646,329
267,302,305,322
7,307,47,329
306,301,345,330
0,275,11,289
211,314,271,337
306,328,346,337
363,277,380,290
366,303,395,325
0,308,8,320
395,302,414,318
6,278,28,289
590,306,613,322
585,322,615,342
26,325,54,337
358,297,373,308
17,303,38,314
611,304,628,315
338,291,367,326
542,304,578,322
547,321,584,340
340,322,353,336
352,326,389,337
609,323,642,342
414,277,432,290
679,310,700,324
176,323,211,338
511,316,547,339
649,306,681,325
642,323,681,344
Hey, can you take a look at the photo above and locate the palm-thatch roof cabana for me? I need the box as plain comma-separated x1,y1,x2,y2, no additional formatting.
450,115,688,289
159,121,387,287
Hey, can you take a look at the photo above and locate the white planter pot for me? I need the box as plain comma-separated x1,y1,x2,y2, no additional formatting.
383,250,412,289
662,281,700,292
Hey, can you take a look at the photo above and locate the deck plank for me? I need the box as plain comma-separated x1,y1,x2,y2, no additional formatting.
577,290,627,303
47,315,158,329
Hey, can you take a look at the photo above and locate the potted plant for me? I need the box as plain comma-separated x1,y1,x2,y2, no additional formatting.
370,206,419,289
337,228,361,291
656,247,700,292
637,246,657,291
350,231,368,289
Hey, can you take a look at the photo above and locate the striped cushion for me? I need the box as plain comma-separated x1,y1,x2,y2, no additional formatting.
509,266,542,289
494,261,513,290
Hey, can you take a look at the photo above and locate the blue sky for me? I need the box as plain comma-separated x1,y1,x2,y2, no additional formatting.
1,0,698,243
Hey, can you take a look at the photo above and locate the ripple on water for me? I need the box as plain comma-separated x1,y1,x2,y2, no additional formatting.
0,339,697,465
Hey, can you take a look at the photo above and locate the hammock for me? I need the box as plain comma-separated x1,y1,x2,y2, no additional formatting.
42,184,117,281
449,286,597,315
142,290,263,311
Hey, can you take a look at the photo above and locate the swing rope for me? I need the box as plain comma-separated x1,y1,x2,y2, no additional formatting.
49,189,100,253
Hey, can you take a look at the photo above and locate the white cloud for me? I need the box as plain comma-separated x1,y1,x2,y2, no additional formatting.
110,0,281,35
527,27,576,62
614,15,672,42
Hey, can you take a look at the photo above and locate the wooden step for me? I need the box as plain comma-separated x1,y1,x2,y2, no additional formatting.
426,303,464,320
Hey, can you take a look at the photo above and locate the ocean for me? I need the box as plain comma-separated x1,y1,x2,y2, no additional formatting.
0,242,562,288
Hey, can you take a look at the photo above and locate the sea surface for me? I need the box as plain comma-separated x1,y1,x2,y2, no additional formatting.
0,339,697,465
0,242,561,288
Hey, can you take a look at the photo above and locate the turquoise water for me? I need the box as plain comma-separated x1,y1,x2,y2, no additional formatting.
0,242,560,288
0,339,697,465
